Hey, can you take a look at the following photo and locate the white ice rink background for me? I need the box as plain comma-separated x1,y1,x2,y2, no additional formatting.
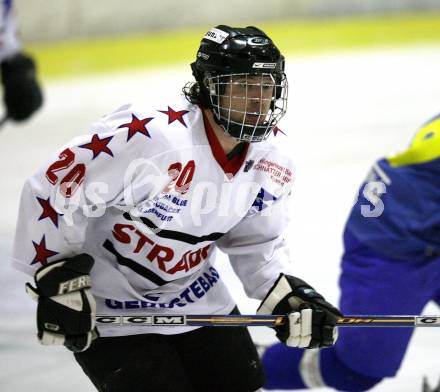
0,45,439,391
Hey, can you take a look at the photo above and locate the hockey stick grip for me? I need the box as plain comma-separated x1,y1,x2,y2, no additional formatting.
95,314,440,327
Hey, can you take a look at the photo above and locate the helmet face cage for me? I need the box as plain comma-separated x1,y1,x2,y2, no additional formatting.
207,72,288,142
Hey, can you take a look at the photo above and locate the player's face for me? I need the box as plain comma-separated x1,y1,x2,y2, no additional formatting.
219,74,275,126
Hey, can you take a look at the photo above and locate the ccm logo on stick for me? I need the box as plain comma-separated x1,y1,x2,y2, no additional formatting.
95,316,153,325
416,317,440,326
153,316,186,325
95,315,187,326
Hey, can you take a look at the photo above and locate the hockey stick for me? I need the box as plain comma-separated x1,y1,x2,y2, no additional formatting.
95,314,440,328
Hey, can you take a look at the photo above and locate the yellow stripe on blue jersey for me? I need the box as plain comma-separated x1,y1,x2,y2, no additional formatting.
387,114,440,167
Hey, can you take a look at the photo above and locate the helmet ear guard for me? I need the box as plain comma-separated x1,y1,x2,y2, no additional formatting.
187,25,288,142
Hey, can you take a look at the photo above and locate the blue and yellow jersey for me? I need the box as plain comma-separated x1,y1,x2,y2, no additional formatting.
346,114,440,262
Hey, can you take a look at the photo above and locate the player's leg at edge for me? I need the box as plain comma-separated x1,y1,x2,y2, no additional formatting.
261,344,381,391
259,228,433,392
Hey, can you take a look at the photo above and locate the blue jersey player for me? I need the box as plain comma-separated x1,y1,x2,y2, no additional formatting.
262,114,440,391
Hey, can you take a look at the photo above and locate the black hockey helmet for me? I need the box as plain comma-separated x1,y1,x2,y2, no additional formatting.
189,25,288,142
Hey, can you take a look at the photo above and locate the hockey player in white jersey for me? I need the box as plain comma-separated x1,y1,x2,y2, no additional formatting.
0,0,43,122
11,25,341,391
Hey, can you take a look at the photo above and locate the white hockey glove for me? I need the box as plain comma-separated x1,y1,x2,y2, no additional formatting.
25,254,98,352
257,274,342,349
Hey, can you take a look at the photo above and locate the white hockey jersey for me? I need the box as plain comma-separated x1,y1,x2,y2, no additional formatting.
11,94,295,336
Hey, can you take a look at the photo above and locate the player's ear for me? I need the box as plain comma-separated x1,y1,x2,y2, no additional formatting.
202,72,210,87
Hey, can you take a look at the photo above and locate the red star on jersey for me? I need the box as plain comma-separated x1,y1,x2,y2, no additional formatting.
272,126,286,137
158,106,189,128
79,134,114,159
37,196,61,228
31,235,58,266
118,114,154,141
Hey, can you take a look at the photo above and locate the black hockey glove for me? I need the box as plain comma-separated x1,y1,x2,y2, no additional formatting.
1,52,43,121
25,254,98,352
257,273,342,349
